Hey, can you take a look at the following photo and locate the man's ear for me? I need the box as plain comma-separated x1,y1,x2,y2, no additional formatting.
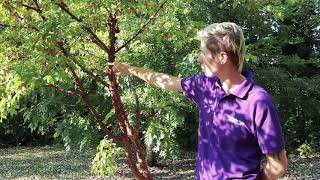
219,52,228,64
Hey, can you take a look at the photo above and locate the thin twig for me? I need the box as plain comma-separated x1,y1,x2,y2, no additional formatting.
43,83,81,97
115,1,167,53
72,57,111,89
79,48,106,61
21,1,46,21
0,22,39,31
56,40,111,90
33,0,41,9
21,3,40,12
65,32,83,49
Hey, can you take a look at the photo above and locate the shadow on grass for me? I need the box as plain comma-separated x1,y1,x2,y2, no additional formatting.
150,153,196,180
0,146,197,179
0,146,102,179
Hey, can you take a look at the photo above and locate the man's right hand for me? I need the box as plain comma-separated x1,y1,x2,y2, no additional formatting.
112,63,183,92
113,63,132,76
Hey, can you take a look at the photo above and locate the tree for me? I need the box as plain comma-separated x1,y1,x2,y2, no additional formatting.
0,0,183,179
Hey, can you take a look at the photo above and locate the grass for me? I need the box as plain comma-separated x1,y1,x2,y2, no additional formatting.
0,146,319,180
0,146,101,179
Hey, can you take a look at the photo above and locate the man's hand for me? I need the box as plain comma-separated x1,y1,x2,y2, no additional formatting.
261,149,288,180
113,63,132,76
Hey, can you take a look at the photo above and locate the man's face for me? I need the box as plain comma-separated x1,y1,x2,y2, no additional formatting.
198,43,221,77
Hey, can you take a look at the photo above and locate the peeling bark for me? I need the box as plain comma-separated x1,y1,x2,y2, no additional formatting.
107,14,152,180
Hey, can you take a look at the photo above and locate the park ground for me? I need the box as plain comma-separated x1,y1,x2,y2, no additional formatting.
0,146,319,180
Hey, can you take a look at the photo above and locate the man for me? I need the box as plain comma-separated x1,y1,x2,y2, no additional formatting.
114,22,288,180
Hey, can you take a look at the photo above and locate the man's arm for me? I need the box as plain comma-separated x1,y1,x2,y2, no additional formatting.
260,149,288,180
114,63,183,92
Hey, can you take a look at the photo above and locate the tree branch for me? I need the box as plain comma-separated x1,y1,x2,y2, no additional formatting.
72,58,111,89
43,83,81,97
33,0,41,9
21,3,40,12
55,40,121,144
56,41,111,89
21,1,46,21
0,22,39,31
115,1,167,53
68,65,121,144
53,1,110,53
32,0,47,21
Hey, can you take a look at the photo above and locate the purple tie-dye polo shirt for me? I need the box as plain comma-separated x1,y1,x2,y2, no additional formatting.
181,70,285,180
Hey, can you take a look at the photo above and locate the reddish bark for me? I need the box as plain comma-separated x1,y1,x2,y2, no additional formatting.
54,41,120,144
107,14,152,180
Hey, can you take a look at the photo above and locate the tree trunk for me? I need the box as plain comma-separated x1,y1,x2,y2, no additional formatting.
107,13,152,180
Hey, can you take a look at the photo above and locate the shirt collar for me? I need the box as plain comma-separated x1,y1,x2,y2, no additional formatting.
215,69,254,99
231,69,254,99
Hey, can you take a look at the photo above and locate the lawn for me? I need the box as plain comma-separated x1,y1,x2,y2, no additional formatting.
0,146,100,179
0,146,319,179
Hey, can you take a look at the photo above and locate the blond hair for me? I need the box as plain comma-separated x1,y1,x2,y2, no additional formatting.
197,22,246,72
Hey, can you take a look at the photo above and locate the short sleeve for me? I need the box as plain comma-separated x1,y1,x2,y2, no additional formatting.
181,76,203,105
254,97,285,154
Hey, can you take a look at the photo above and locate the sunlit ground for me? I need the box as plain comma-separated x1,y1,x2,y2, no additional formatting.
0,146,319,179
0,146,100,179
